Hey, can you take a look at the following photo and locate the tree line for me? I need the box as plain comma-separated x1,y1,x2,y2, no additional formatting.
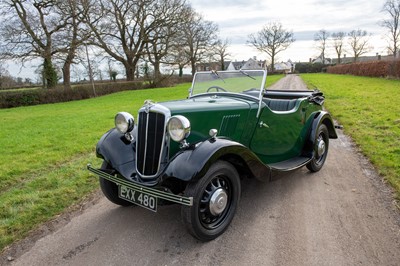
312,0,399,65
248,0,399,71
1,0,399,89
0,0,221,89
313,29,372,64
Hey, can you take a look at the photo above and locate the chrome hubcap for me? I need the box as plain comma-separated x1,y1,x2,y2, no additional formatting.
209,188,228,216
317,138,326,157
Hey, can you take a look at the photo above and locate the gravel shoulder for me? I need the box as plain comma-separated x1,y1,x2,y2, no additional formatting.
2,75,400,266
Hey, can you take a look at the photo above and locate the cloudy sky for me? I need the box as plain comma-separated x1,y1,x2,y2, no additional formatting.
5,0,391,79
190,0,389,63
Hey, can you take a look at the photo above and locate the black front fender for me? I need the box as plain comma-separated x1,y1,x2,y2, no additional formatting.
96,128,136,178
163,138,271,182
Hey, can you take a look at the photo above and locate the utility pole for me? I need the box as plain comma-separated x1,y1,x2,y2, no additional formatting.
85,44,97,97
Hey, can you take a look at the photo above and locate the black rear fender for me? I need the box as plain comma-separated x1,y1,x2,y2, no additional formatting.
303,111,337,157
311,111,338,139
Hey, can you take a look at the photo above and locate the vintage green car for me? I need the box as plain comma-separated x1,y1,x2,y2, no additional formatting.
87,70,337,241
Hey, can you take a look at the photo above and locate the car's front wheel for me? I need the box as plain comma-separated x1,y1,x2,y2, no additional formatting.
99,161,133,206
307,124,329,172
181,161,241,241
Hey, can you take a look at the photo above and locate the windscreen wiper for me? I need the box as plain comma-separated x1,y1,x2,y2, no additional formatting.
211,70,225,83
239,69,256,80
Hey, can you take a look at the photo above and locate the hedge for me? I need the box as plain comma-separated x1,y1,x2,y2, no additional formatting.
295,63,330,73
0,81,146,108
0,75,193,109
327,59,400,78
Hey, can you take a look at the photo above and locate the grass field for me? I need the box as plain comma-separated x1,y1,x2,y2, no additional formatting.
0,74,283,251
301,74,400,199
0,87,40,93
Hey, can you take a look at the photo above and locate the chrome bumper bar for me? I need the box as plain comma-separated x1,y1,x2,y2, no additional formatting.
87,164,193,206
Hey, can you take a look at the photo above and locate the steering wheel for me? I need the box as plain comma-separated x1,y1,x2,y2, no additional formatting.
207,86,227,92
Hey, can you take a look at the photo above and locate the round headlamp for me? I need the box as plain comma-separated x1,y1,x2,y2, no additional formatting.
167,115,191,142
114,112,134,134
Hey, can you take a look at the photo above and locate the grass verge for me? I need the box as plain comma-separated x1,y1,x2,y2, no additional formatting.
301,74,400,199
0,74,283,252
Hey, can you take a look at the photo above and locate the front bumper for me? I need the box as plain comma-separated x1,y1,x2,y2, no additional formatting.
87,164,193,206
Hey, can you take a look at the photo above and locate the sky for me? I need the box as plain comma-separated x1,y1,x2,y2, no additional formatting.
4,0,391,80
190,0,389,63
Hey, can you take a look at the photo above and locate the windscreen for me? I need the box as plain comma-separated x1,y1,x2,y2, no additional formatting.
190,70,267,97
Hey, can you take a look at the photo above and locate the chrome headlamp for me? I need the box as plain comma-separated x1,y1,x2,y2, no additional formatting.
114,112,134,134
167,115,191,142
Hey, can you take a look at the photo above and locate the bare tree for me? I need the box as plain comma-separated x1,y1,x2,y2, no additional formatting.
144,0,186,83
56,0,91,89
180,9,219,76
248,22,295,72
0,60,7,76
166,6,193,77
167,39,191,77
314,29,329,64
82,0,141,81
331,32,346,64
0,60,8,89
0,1,69,88
0,0,88,89
106,59,119,82
348,29,372,62
212,38,231,70
82,0,187,81
381,0,400,57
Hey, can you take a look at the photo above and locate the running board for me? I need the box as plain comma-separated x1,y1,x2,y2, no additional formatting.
268,156,311,171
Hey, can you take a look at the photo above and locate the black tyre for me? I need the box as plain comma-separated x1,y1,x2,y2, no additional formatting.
181,161,241,241
306,124,329,172
99,161,133,206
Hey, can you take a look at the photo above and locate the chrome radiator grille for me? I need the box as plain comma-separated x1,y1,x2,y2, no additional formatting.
136,111,166,177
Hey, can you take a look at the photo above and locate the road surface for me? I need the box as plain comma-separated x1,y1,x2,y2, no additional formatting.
2,75,400,266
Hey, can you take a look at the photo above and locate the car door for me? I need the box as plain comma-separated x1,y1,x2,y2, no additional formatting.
250,101,310,164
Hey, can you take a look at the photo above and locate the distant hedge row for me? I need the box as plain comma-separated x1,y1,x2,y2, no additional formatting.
294,63,330,74
0,76,193,108
0,81,148,108
327,59,400,78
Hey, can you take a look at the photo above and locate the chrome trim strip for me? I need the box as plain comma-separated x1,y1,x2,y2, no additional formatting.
257,69,268,118
87,164,193,206
142,112,150,173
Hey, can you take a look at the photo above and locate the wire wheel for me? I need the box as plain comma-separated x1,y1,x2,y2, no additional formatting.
199,176,232,229
307,124,329,172
182,161,241,241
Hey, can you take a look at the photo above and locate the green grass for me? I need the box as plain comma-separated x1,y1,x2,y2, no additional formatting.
0,84,190,251
0,75,283,251
301,74,400,199
0,87,40,93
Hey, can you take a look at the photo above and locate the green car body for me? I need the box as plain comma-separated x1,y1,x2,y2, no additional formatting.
88,70,337,241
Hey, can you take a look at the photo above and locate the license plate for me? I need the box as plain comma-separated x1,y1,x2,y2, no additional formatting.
119,185,157,212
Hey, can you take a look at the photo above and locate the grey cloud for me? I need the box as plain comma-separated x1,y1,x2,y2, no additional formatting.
189,0,262,8
293,31,316,41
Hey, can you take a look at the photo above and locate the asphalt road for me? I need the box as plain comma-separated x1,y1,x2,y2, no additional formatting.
2,75,400,266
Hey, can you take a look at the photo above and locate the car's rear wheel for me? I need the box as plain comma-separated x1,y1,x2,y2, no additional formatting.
181,161,241,241
307,124,329,172
99,161,133,206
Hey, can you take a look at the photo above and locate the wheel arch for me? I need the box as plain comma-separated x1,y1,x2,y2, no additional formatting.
320,113,338,139
163,138,271,183
303,111,337,157
219,153,255,179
